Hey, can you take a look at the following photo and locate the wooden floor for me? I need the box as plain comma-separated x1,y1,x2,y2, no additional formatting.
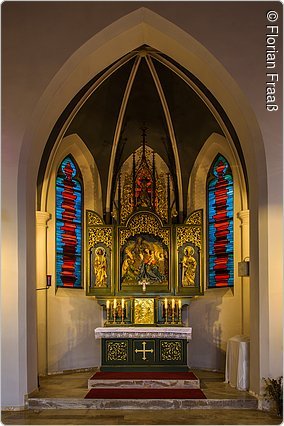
2,369,282,425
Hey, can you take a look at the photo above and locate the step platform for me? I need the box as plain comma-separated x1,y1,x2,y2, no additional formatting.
88,371,200,389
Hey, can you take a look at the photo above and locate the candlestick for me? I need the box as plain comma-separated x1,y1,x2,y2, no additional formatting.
106,300,110,324
164,298,168,324
178,299,182,325
121,298,125,324
113,299,117,324
171,299,175,324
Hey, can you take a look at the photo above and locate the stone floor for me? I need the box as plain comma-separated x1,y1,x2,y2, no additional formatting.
2,369,282,425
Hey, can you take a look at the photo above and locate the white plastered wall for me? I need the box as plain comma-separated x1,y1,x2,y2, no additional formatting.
186,133,249,370
2,5,282,407
38,134,103,373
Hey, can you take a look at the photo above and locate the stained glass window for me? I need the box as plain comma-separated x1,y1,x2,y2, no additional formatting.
56,156,83,288
207,155,233,288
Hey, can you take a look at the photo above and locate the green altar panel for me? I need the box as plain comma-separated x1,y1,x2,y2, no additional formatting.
101,338,188,371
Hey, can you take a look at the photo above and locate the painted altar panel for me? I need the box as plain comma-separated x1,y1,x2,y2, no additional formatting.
175,209,204,296
86,210,114,295
118,211,171,295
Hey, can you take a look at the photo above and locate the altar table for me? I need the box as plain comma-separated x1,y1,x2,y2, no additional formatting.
95,327,192,372
225,335,250,391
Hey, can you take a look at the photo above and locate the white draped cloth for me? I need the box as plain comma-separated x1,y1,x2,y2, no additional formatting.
225,335,250,391
94,327,192,340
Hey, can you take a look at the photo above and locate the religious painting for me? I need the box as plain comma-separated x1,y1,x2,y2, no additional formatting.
120,233,169,287
90,244,111,289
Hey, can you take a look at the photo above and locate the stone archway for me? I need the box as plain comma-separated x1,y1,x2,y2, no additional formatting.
11,7,268,403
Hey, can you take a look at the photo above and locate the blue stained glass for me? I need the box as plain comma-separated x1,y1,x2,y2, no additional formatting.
56,156,83,288
207,155,234,288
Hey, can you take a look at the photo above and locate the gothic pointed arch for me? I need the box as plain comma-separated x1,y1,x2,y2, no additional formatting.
7,6,269,400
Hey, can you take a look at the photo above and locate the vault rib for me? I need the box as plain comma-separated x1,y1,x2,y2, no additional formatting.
145,55,183,216
106,55,141,213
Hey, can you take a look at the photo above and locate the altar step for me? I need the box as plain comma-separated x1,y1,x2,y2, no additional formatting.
88,371,200,389
27,369,258,410
27,397,258,410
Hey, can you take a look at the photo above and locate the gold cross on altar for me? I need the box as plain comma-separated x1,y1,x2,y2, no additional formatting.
135,341,154,360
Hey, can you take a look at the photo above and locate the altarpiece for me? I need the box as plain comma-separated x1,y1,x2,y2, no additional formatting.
86,129,204,370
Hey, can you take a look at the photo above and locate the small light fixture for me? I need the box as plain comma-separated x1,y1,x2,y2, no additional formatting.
238,257,250,277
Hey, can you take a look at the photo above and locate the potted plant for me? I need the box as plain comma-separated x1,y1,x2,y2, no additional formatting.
263,376,283,417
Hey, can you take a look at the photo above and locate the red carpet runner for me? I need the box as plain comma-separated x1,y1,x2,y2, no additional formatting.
85,388,206,399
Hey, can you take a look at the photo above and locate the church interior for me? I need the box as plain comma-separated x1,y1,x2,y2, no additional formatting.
1,2,283,424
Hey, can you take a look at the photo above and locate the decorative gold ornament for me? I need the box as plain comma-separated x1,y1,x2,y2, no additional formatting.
185,210,203,226
88,227,113,249
160,341,182,361
134,298,155,324
120,213,169,247
87,210,104,226
120,173,134,225
156,173,168,222
106,341,128,361
176,226,201,249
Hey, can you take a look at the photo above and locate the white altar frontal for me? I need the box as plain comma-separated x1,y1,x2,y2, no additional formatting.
95,327,192,372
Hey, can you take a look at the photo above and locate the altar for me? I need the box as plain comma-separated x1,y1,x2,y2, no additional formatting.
95,327,192,372
86,132,203,373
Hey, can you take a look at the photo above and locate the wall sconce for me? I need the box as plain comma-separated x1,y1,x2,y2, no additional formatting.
238,257,250,277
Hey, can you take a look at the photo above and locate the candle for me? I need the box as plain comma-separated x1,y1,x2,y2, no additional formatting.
165,298,168,309
113,299,117,309
178,299,182,309
172,298,175,309
106,300,110,309
122,298,125,309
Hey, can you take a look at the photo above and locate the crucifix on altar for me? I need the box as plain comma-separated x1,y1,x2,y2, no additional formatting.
135,341,154,361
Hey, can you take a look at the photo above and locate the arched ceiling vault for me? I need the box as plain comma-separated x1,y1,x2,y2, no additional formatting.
41,45,229,219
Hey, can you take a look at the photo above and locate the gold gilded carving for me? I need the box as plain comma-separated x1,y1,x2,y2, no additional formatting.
156,173,168,222
106,341,128,361
160,341,182,361
176,226,201,249
89,227,112,249
185,210,202,226
120,213,169,247
93,247,107,287
181,246,197,286
87,210,104,226
134,298,155,324
120,173,134,225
